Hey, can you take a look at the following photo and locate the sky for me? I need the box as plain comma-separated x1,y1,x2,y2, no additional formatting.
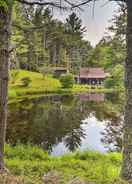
54,0,119,46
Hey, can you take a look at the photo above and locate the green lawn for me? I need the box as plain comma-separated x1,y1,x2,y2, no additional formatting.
9,70,115,102
9,70,61,99
3,144,126,184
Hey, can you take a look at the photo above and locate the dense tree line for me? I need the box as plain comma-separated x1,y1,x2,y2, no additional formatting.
11,4,92,73
87,5,126,89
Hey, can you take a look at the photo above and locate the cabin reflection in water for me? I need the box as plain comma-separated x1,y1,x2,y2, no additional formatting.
78,93,105,102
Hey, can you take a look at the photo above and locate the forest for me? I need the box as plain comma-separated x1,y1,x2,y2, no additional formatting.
8,3,126,102
11,3,125,81
0,0,132,184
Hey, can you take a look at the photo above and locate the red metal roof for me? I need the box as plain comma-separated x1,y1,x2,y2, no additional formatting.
79,68,106,79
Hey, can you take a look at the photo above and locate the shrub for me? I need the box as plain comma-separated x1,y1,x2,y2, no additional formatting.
21,77,31,87
59,73,74,88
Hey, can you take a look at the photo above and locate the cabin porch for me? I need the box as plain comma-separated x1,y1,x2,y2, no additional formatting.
77,78,104,85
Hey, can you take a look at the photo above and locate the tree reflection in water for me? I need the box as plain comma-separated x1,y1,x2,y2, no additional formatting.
64,127,86,152
101,92,124,152
101,116,123,152
7,92,124,154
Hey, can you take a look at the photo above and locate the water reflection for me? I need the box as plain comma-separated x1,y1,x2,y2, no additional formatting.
79,93,105,102
101,116,123,152
7,92,124,155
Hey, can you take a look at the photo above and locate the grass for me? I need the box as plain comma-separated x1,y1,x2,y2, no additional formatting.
9,70,116,101
2,144,126,184
9,70,61,99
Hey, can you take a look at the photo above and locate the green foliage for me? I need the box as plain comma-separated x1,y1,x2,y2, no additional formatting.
4,144,122,184
0,0,8,11
87,36,125,70
60,73,75,88
109,4,126,39
5,144,49,161
65,12,86,38
12,5,92,74
8,90,17,99
21,77,32,87
105,64,124,89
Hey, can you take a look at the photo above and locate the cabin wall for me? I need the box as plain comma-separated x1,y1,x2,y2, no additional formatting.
76,78,104,85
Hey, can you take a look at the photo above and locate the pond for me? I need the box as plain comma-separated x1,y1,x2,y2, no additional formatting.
7,92,124,156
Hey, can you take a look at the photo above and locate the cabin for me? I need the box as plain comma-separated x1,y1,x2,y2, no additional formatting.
53,67,68,78
75,68,106,85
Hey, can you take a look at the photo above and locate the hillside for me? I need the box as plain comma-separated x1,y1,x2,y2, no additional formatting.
9,70,61,99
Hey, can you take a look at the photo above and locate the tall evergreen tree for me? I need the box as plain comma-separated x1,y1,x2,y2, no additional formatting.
65,12,86,39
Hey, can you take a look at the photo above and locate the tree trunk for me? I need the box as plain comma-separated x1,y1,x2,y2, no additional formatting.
121,0,132,180
0,2,12,170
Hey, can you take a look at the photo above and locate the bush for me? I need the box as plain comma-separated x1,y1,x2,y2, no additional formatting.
21,77,31,87
60,73,74,88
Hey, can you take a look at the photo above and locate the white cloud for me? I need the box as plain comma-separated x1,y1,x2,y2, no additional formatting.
53,0,119,46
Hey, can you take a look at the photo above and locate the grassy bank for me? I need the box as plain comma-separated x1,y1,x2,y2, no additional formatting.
9,70,61,99
3,144,125,184
9,70,115,102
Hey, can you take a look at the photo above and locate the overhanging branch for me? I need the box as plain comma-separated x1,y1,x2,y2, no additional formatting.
72,0,126,9
16,0,69,9
16,0,126,10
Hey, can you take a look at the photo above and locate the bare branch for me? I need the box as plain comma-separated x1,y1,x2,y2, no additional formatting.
16,0,69,10
16,0,126,12
71,0,126,9
72,0,93,9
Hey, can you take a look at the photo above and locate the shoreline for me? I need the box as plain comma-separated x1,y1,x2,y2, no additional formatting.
9,87,121,104
9,70,124,104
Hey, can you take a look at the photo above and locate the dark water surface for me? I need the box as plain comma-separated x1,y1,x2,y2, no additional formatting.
7,93,123,155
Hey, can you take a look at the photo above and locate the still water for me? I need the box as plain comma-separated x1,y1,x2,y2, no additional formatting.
7,93,123,155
